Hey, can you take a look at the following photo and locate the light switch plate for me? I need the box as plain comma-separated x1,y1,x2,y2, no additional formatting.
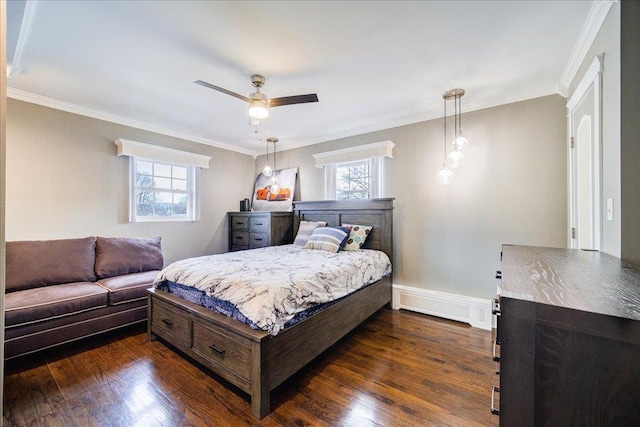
606,198,614,221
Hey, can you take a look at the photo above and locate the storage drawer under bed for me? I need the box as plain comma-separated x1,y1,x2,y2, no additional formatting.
192,319,252,381
151,297,191,347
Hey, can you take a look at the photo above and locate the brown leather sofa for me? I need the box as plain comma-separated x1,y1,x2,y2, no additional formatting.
4,236,163,359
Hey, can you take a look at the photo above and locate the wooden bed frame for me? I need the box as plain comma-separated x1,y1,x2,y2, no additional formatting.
147,198,394,418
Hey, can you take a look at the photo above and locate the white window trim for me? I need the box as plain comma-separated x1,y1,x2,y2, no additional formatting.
313,140,394,168
315,141,393,200
115,138,210,222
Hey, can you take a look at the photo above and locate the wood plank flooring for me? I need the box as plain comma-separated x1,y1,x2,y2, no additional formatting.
3,309,499,426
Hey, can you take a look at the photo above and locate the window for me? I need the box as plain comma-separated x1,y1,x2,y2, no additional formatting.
114,138,211,223
313,140,394,200
335,159,374,200
134,159,195,221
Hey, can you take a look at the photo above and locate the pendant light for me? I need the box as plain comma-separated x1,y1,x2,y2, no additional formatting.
266,137,280,195
438,88,469,184
262,138,273,177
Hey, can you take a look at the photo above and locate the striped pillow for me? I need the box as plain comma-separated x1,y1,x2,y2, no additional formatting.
303,227,351,253
293,221,326,246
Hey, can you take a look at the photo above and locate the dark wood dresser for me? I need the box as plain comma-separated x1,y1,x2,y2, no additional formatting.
493,245,640,426
228,211,293,252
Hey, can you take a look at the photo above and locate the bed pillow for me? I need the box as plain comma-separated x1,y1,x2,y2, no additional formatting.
341,224,373,251
303,226,351,253
293,221,327,246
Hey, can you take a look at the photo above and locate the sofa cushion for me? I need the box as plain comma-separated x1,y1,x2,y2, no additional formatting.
4,282,108,327
95,236,163,279
6,237,97,292
96,270,159,305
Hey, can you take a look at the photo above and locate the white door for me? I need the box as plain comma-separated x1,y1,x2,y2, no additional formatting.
576,114,595,249
567,56,603,250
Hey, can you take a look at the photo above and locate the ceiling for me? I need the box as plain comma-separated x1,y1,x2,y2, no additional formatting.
7,1,596,155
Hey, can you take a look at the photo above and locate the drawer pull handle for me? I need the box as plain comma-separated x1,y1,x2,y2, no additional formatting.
254,238,263,241
491,386,500,415
235,236,243,240
492,339,500,362
162,318,174,327
254,222,263,226
209,344,226,358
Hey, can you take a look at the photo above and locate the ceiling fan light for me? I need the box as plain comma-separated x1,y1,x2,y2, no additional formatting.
249,99,269,119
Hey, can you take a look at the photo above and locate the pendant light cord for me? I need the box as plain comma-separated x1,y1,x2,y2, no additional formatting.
443,97,447,163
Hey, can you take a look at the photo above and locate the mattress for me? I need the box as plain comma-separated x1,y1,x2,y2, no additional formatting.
153,244,392,335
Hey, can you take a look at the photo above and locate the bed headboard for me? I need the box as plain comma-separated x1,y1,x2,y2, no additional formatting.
293,198,394,263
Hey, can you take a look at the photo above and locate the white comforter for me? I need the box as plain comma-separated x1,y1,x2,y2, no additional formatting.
154,245,392,335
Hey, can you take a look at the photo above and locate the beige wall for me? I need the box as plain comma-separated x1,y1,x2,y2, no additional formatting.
6,99,255,264
257,95,568,300
569,2,621,258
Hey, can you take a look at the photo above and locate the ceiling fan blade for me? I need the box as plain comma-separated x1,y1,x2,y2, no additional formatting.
268,94,319,108
194,80,249,102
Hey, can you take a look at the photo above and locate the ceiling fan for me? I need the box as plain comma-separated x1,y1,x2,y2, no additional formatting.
194,75,318,120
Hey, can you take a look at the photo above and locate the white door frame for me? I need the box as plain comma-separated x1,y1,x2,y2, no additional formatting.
567,55,604,249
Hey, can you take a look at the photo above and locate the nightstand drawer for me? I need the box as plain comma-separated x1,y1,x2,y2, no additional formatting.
249,232,269,248
249,217,269,232
231,231,249,247
228,211,293,252
231,216,249,230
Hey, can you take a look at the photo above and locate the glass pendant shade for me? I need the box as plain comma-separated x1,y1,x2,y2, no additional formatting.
437,165,453,185
453,132,469,152
446,150,464,168
262,164,273,177
249,98,269,119
270,176,280,195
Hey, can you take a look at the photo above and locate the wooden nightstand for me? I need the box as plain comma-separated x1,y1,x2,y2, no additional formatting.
228,211,293,252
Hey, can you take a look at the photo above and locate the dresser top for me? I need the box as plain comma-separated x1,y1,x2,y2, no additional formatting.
501,245,640,321
228,211,292,216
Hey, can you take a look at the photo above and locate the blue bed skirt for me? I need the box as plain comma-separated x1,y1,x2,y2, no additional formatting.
156,280,358,333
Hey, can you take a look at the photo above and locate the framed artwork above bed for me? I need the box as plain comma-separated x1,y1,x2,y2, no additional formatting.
251,166,297,212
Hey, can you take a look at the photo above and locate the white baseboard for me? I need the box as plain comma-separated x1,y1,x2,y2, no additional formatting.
392,284,493,331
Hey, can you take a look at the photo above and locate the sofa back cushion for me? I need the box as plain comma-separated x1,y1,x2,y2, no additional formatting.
95,236,163,279
6,237,98,292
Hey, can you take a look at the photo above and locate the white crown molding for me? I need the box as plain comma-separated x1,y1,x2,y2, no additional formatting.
8,0,39,78
559,0,615,90
8,81,560,156
6,87,256,156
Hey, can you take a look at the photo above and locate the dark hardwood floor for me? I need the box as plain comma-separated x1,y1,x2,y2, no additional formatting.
3,309,499,426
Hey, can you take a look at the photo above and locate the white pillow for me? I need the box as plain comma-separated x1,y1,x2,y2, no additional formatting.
293,221,326,246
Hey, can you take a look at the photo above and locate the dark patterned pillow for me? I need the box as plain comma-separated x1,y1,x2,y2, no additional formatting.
303,227,351,253
341,224,373,251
